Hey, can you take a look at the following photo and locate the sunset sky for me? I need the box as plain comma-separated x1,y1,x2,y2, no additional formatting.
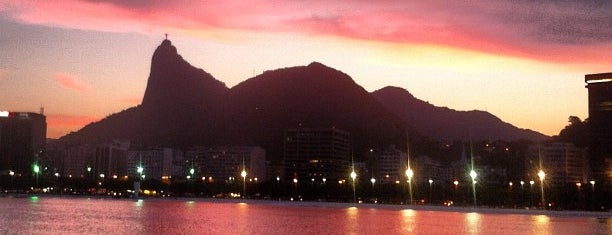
1,0,611,139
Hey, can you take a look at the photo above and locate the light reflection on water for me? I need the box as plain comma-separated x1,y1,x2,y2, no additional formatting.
0,196,609,234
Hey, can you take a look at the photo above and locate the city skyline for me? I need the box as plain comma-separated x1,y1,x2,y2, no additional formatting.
1,1,612,138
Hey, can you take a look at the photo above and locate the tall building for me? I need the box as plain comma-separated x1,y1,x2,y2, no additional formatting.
46,143,94,177
186,146,266,182
585,72,612,182
0,111,46,176
415,156,454,184
283,127,351,182
526,143,586,186
94,140,130,178
127,148,177,180
368,145,407,184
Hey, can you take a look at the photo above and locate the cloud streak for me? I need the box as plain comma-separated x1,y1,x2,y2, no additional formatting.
46,114,100,138
53,72,91,92
2,0,611,65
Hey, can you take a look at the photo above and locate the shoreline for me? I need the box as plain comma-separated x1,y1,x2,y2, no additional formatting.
4,193,610,218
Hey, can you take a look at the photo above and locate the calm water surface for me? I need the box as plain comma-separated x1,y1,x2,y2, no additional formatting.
0,196,609,234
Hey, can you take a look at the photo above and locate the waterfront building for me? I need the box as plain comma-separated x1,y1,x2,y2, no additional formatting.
415,156,453,184
127,148,177,180
47,143,95,177
368,145,407,184
185,146,266,182
526,143,586,186
0,111,46,176
585,72,612,182
94,140,130,178
284,127,351,182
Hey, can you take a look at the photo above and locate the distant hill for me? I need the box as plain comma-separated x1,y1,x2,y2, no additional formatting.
222,62,409,161
371,86,548,142
59,40,547,162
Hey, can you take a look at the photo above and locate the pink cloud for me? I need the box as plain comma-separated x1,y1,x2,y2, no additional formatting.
46,114,100,138
53,72,91,92
2,0,611,66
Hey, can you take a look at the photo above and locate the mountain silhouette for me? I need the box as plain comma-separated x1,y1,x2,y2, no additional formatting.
222,62,409,161
61,39,229,147
59,39,546,161
139,39,228,146
371,86,548,141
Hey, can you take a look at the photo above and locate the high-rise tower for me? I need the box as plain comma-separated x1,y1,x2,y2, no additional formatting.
0,112,47,175
585,72,612,183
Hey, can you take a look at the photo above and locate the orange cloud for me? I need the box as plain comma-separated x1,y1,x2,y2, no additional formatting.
2,0,611,66
53,72,91,92
46,114,100,138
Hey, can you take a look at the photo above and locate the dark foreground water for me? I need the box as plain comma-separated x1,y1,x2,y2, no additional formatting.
0,196,609,234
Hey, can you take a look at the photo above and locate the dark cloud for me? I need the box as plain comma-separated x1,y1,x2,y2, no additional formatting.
496,1,612,45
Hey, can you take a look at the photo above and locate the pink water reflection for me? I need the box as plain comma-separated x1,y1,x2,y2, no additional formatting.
0,197,609,234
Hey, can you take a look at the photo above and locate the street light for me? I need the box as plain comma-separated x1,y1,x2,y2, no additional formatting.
428,179,433,204
469,169,477,206
370,177,376,200
453,180,459,204
537,170,545,209
33,163,40,188
350,170,357,203
241,169,247,198
136,165,144,182
406,168,414,205
589,180,595,192
9,170,14,189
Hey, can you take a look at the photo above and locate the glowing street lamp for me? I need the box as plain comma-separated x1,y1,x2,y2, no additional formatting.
33,163,40,188
538,170,546,209
406,168,414,205
350,170,357,203
469,169,477,206
370,177,376,198
428,179,433,204
136,165,144,182
241,169,247,198
9,170,15,188
589,180,595,192
453,180,459,202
